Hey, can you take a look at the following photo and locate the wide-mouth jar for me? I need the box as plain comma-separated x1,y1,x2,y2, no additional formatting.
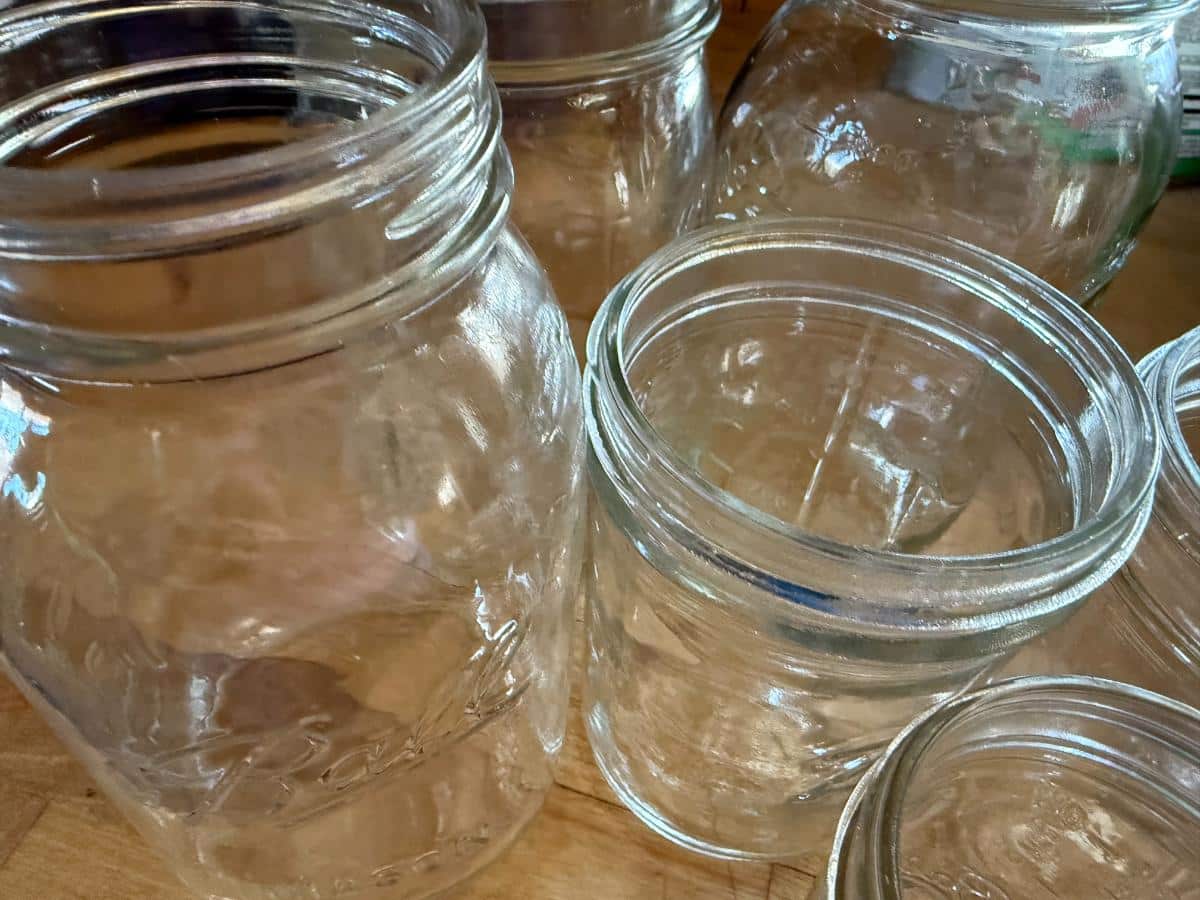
479,0,721,334
816,676,1200,899
0,1,586,898
582,219,1161,861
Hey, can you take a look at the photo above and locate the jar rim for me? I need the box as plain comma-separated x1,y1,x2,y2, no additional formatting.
0,0,512,382
858,0,1200,26
1141,327,1200,528
823,676,1200,900
586,219,1162,639
482,0,720,83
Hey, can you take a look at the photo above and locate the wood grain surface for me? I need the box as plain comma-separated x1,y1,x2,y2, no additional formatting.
0,2,1196,898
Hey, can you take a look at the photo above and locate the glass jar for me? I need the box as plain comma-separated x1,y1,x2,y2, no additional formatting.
582,219,1160,862
710,0,1198,303
480,0,720,339
996,328,1200,709
0,1,585,898
815,677,1200,900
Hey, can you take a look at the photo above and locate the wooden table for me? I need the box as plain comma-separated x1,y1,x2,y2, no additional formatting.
0,4,1196,898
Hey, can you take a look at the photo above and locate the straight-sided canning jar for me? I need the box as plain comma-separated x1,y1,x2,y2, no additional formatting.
997,328,1200,708
815,678,1200,900
0,1,584,898
711,0,1198,303
583,220,1160,862
481,0,720,337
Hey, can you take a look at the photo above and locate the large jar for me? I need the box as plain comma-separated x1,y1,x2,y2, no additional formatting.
996,328,1200,708
583,220,1160,862
815,677,1200,899
0,1,585,898
710,0,1198,303
480,0,720,341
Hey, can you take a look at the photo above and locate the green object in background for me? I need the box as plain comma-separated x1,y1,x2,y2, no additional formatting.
1174,10,1200,182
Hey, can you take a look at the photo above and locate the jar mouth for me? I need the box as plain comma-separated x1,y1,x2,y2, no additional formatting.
1141,328,1200,540
585,220,1161,638
861,0,1200,26
826,676,1200,900
0,0,510,381
482,0,720,84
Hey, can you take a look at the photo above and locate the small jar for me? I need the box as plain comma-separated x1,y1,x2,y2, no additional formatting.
583,220,1160,862
710,0,1198,303
997,328,1200,708
480,0,720,336
0,1,584,898
815,677,1200,900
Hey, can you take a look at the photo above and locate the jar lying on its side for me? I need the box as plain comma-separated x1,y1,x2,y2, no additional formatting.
711,0,1197,303
583,220,1160,863
0,1,585,898
997,328,1200,708
481,0,719,340
815,677,1200,900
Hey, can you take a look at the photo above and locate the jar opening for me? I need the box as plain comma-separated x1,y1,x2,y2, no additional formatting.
586,220,1160,638
1142,328,1200,539
828,677,1200,900
482,0,720,83
860,0,1200,26
0,0,510,380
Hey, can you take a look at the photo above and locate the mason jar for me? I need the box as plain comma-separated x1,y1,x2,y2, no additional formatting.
582,220,1160,862
996,328,1200,709
0,1,585,897
710,0,1198,303
815,677,1200,900
480,0,720,341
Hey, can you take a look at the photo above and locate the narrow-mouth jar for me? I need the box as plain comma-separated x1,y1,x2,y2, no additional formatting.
999,326,1200,707
479,0,721,335
816,677,1200,899
582,219,1161,862
0,1,585,898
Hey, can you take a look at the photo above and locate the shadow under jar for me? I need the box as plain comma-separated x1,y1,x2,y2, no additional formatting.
479,0,720,338
582,220,1161,863
996,327,1200,709
814,677,1200,900
710,0,1198,304
0,1,585,898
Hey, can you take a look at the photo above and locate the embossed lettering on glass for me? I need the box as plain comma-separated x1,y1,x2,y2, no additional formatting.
814,678,1200,900
480,0,719,337
710,0,1199,303
583,220,1160,862
0,1,585,897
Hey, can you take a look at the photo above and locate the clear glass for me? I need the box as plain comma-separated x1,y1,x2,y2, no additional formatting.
583,220,1160,863
996,328,1200,709
480,0,719,333
0,2,585,898
709,0,1198,303
815,677,1200,900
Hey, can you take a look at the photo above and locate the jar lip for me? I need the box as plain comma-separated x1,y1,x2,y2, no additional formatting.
824,676,1200,900
0,0,488,246
484,0,719,84
858,0,1200,26
586,219,1161,634
1141,328,1200,528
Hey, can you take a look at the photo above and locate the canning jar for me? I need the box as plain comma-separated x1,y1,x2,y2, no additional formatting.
480,0,719,338
815,677,1200,900
996,328,1200,708
710,0,1197,303
0,1,585,898
583,220,1160,862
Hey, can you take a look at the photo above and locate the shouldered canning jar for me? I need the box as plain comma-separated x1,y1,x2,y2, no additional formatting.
583,220,1160,863
480,0,720,339
0,1,585,897
710,0,1198,303
997,328,1200,709
815,677,1200,900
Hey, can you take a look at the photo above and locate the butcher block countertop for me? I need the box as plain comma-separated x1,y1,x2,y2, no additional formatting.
1,3,1197,898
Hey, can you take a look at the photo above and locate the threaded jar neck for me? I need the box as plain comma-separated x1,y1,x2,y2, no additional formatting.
0,0,510,381
585,220,1160,659
823,677,1200,899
